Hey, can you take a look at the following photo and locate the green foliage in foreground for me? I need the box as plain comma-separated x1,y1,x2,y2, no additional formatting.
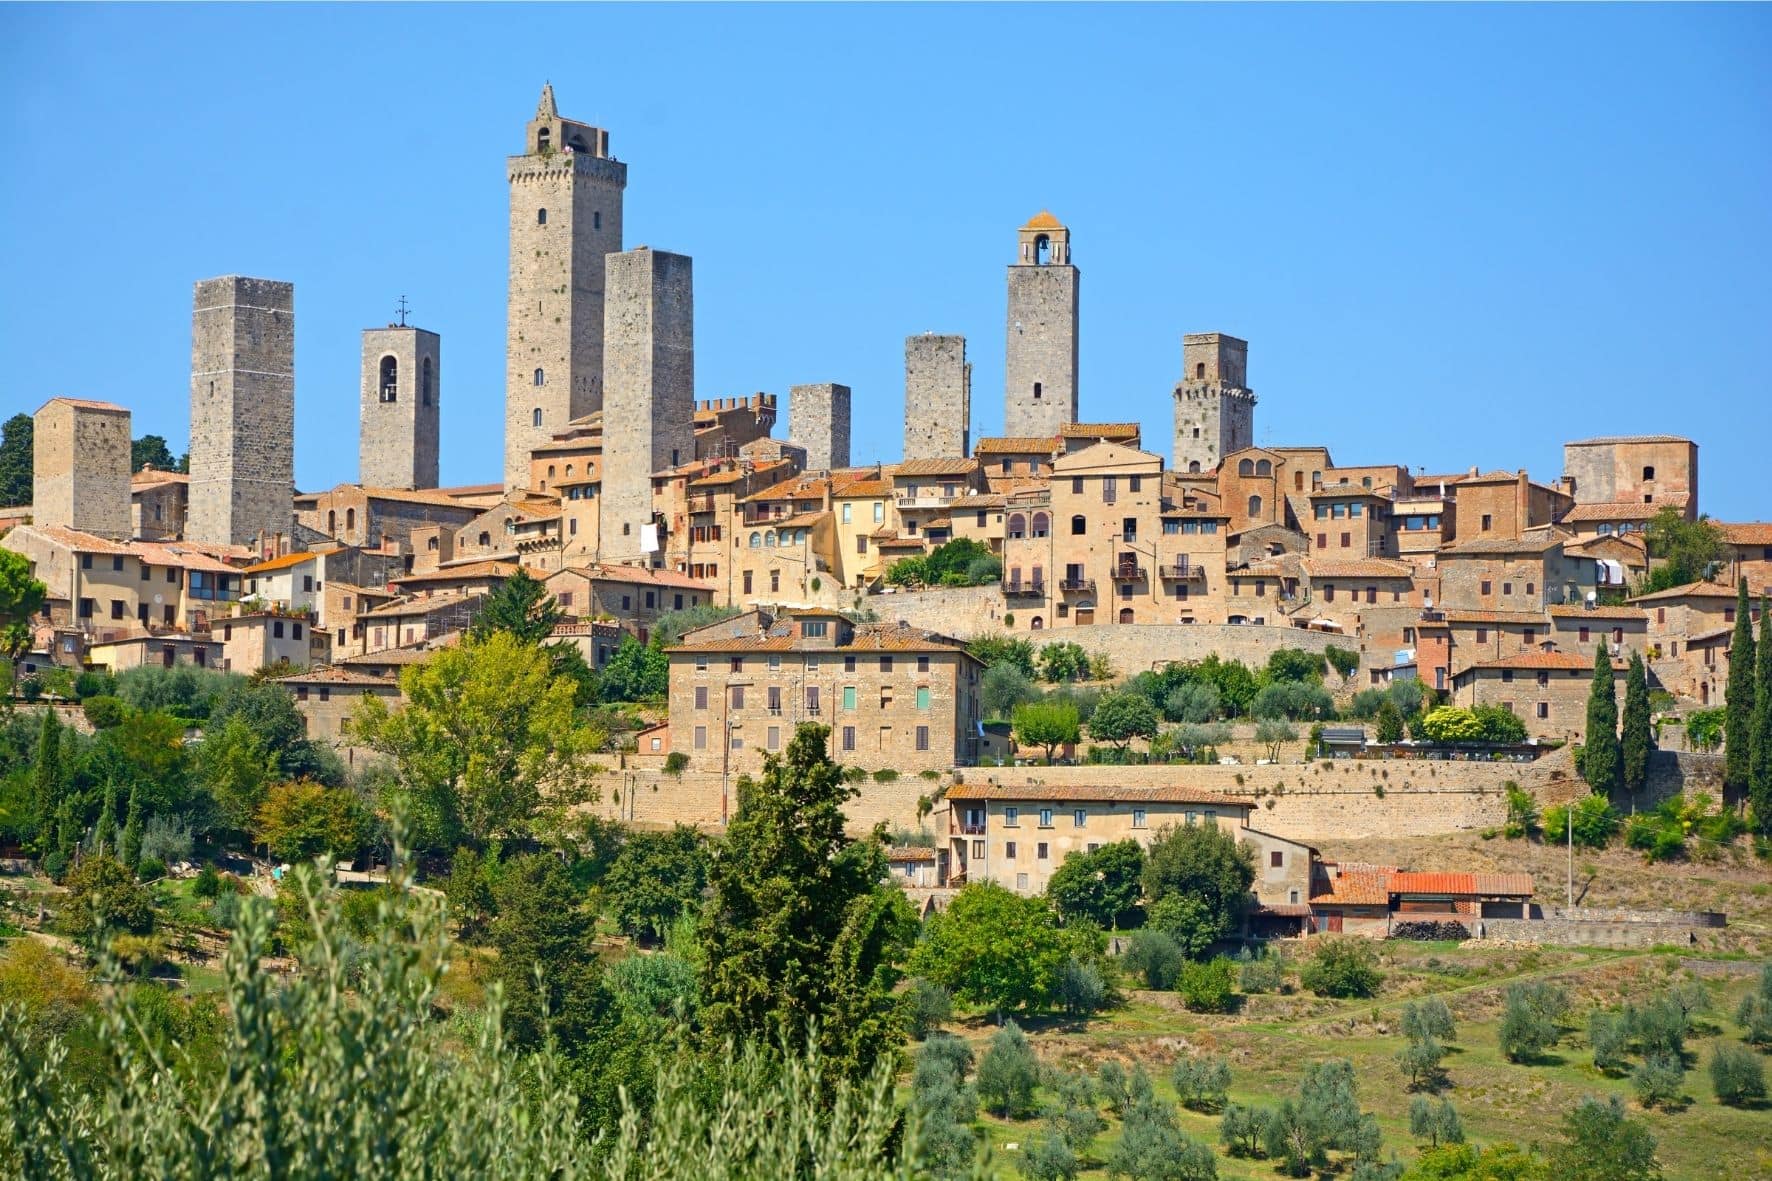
0,865,977,1180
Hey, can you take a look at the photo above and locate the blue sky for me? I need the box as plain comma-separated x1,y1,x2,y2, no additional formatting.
2,4,1768,518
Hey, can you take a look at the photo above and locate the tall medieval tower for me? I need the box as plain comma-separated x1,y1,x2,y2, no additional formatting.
1171,333,1256,474
504,83,626,491
187,276,295,547
904,334,970,461
1003,212,1079,437
360,322,441,490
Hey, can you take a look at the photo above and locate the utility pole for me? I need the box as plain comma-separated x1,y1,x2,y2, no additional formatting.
1566,801,1574,909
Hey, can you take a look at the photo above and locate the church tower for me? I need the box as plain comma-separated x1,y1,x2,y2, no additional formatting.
1171,333,1256,474
1004,211,1079,437
504,83,626,491
360,315,440,490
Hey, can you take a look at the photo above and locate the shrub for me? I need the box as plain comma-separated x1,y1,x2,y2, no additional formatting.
1630,1053,1685,1109
1171,1054,1231,1111
192,863,224,900
1300,937,1381,998
663,751,689,774
900,977,953,1040
1709,1043,1766,1107
81,695,128,730
1589,1009,1630,1072
139,814,194,867
1397,1035,1447,1091
1499,981,1568,1062
1176,956,1236,1013
871,769,898,783
1502,782,1539,838
1219,1102,1272,1158
1122,928,1184,990
976,1020,1040,1119
1325,646,1360,679
1408,1095,1465,1149
1053,957,1107,1018
1543,793,1620,849
1237,946,1286,994
1402,997,1457,1044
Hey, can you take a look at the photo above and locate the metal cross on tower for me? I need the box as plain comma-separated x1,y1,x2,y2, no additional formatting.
395,295,411,327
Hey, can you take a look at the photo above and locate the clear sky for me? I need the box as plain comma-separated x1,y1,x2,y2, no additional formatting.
2,4,1768,518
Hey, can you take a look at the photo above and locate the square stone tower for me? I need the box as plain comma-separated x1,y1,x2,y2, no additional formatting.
360,323,441,490
187,276,295,547
33,397,131,539
505,83,627,491
1004,211,1080,437
788,383,851,472
601,247,694,561
904,334,970,461
1172,333,1256,474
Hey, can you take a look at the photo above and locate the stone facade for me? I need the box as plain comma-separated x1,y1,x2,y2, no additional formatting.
1004,213,1079,437
187,276,295,547
504,84,626,490
360,326,440,490
787,382,851,472
1561,435,1697,512
903,334,970,461
1171,333,1255,475
33,398,131,540
601,247,694,562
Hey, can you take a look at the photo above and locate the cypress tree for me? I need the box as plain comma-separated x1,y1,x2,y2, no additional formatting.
1582,642,1621,793
93,781,118,856
1750,599,1772,835
119,783,144,872
1724,578,1756,795
30,708,62,850
1621,651,1652,806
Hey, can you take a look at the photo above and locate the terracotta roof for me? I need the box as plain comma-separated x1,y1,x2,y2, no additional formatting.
1720,523,1772,546
131,469,189,486
877,537,927,550
1565,532,1647,554
1390,872,1533,897
276,666,398,687
39,397,127,413
1626,580,1736,603
1301,558,1415,579
1561,501,1673,523
355,485,486,510
1468,650,1612,671
943,784,1248,806
15,523,134,554
1441,532,1567,556
947,493,1006,509
668,618,972,655
1443,609,1552,625
1258,903,1314,918
771,511,830,530
743,475,830,503
338,641,457,667
1566,435,1693,446
364,590,482,619
391,560,519,585
1060,422,1140,440
833,478,892,498
242,551,318,575
973,437,1056,455
130,540,240,574
1310,870,1392,907
1452,470,1526,486
552,564,715,592
1687,626,1734,646
1472,873,1535,896
325,581,395,599
1546,605,1647,621
885,846,938,863
894,458,979,478
1022,209,1065,230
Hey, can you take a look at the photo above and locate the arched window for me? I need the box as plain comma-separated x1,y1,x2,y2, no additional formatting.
1030,616,1044,630
533,368,544,387
1188,460,1201,473
1007,513,1026,539
327,510,336,534
536,127,551,153
1032,512,1049,538
504,518,515,534
1642,465,1655,480
765,532,777,547
1071,515,1086,536
345,508,356,532
427,536,439,551
537,208,547,225
1195,362,1205,380
547,465,556,479
478,531,490,547
1238,458,1255,477
378,356,398,402
1119,607,1135,624
1247,494,1263,518
749,532,761,548
532,408,543,428
422,358,433,407
1255,459,1272,477
1362,476,1372,489
1034,234,1050,264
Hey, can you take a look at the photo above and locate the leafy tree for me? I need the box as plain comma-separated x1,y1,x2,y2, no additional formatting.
1164,681,1221,723
1172,1054,1232,1111
1042,1068,1106,1151
1472,704,1527,745
0,412,31,505
1542,793,1619,850
1013,699,1081,762
1724,577,1756,798
966,632,1036,676
700,725,917,1082
93,709,190,816
93,781,118,856
1038,641,1091,683
1684,706,1726,753
647,602,741,648
1142,822,1254,945
1581,644,1621,792
0,549,46,647
58,854,154,945
29,706,62,847
194,715,278,833
1375,699,1405,744
1403,1142,1548,1181
900,977,953,1040
1620,651,1652,800
602,824,708,940
1737,963,1772,1046
1089,690,1160,751
598,633,668,703
1588,1009,1630,1072
469,568,563,646
1709,1043,1766,1107
976,1019,1040,1118
1096,1060,1152,1117
350,632,604,850
251,781,367,863
1301,938,1381,998
980,662,1037,718
1420,706,1484,744
913,881,1082,1017
1640,507,1725,592
1108,1091,1218,1181
1630,1053,1684,1110
489,851,603,1048
1752,600,1772,835
1397,1035,1447,1091
1252,680,1335,723
1255,716,1297,761
1408,1096,1464,1149
1261,1058,1384,1178
118,783,142,873
1046,839,1144,929
1548,1096,1660,1181
1403,997,1457,1044
1191,654,1259,716
1220,1103,1273,1158
1503,782,1540,839
1265,647,1326,684
1499,981,1568,1062
1237,945,1286,994
1019,1131,1078,1181
910,1033,979,1178
1325,646,1361,679
1123,926,1185,989
1176,956,1236,1013
130,434,179,473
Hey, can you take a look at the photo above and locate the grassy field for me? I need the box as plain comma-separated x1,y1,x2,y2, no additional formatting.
933,835,1772,1180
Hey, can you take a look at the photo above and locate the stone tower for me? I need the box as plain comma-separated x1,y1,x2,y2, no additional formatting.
504,83,627,491
904,334,970,461
601,247,694,562
788,383,851,472
1004,211,1079,437
360,324,441,490
33,397,131,540
1172,333,1256,474
187,276,295,547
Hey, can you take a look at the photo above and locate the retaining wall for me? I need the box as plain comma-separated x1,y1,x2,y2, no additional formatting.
1477,917,1720,950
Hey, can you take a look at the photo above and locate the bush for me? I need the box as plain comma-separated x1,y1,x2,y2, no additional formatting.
1397,1035,1447,1091
139,815,194,867
81,695,128,730
1237,946,1286,994
1123,928,1185,990
1709,1043,1766,1107
1543,793,1620,850
1219,1102,1272,1158
1631,1053,1684,1109
663,751,689,774
1589,1009,1630,1072
901,977,952,1040
1053,957,1107,1018
1502,782,1539,839
1300,937,1381,998
981,663,1038,719
1171,1054,1231,1111
1402,997,1457,1044
192,863,223,900
1499,981,1569,1062
1324,646,1359,679
1176,956,1236,1013
976,1020,1040,1119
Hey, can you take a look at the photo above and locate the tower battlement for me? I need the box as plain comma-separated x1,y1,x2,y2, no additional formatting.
695,393,777,414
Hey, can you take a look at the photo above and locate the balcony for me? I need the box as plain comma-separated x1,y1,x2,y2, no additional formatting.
1159,563,1205,580
1005,581,1047,597
956,821,987,836
1058,578,1096,594
689,494,716,514
895,494,949,510
1114,564,1147,583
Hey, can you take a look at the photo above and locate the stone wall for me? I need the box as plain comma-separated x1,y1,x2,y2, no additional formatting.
360,327,441,490
1004,264,1079,436
787,383,850,472
904,335,970,462
33,399,131,540
1478,914,1722,950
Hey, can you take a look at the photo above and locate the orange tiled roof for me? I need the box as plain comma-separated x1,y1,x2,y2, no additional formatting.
1301,558,1415,579
242,550,318,575
1468,650,1611,671
894,457,979,478
947,493,1006,509
743,474,830,503
364,590,482,619
973,436,1057,455
552,564,714,592
1310,870,1391,907
17,523,134,555
1022,209,1065,230
1720,522,1772,546
276,666,398,687
885,846,938,863
1442,608,1555,625
1567,435,1693,446
1440,532,1568,556
39,396,127,413
833,478,892,498
1546,605,1647,620
1059,422,1140,440
1561,500,1678,523
668,617,971,655
1626,580,1737,603
391,559,520,585
943,784,1246,806
1389,871,1533,897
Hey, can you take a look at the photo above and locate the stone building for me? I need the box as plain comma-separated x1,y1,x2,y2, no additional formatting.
187,276,295,547
543,564,714,642
33,398,131,540
1171,333,1255,475
904,334,970,461
131,468,188,541
278,666,402,771
787,382,851,472
216,610,314,675
505,84,627,490
1450,648,1624,740
360,324,441,490
1561,435,1697,514
600,247,694,562
1004,213,1079,437
295,484,482,551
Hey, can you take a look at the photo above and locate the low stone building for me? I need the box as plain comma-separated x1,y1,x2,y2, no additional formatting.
216,611,314,674
1450,648,1623,740
278,666,402,770
544,564,715,643
86,632,223,672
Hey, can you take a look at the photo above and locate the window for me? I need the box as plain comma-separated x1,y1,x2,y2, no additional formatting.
110,600,124,620
1476,627,1489,643
1481,513,1492,531
767,726,780,750
1032,381,1042,400
916,687,930,710
1072,809,1086,827
805,685,820,714
1238,458,1254,477
1036,842,1049,860
693,726,707,750
767,686,781,714
1480,580,1492,595
1341,532,1351,547
378,355,399,402
1005,841,1018,859
843,686,856,710
1122,517,1137,542
971,840,986,859
917,655,930,673
1537,702,1549,719
536,207,547,225
1032,512,1049,537
1038,808,1053,827
694,686,707,710
915,725,929,751
1642,465,1655,481
841,725,855,751
1248,494,1262,517
1071,477,1084,494
1070,515,1086,535
1004,807,1020,827
880,655,893,672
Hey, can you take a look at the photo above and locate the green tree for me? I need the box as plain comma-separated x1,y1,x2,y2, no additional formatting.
602,824,708,940
93,709,190,816
1374,699,1405,744
1724,578,1756,798
1013,699,1081,762
1220,1103,1273,1159
1582,644,1621,792
1547,1096,1660,1181
980,662,1038,718
1261,1058,1384,1178
1046,839,1144,929
1620,651,1652,802
700,724,917,1082
1255,716,1297,762
1397,1035,1447,1091
251,781,367,864
1737,963,1772,1046
1408,1097,1464,1149
966,633,1036,676
976,1019,1040,1118
1089,690,1160,751
1172,1054,1232,1112
598,633,668,703
1498,981,1568,1062
58,853,154,945
1640,507,1725,592
1123,927,1185,989
1176,956,1237,1013
1402,998,1457,1043
93,781,118,856
350,632,604,850
1300,937,1381,998
469,569,564,645
1402,1142,1548,1180
0,548,46,640
194,715,278,833
913,881,1080,1018
1145,895,1219,958
1038,641,1091,683
29,707,62,849
490,850,603,1048
1109,1091,1218,1181
1543,793,1620,850
118,783,142,873
1709,1043,1766,1107
1420,706,1483,743
0,413,31,506
1751,600,1772,835
130,434,179,473
1588,1009,1630,1072
1265,647,1326,684
1473,703,1528,744
1164,681,1221,724
1142,822,1255,946
1629,1053,1683,1110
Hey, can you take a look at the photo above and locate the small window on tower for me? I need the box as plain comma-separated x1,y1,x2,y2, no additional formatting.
536,127,551,153
1643,466,1655,480
532,408,543,428
593,211,602,230
533,368,544,387
422,358,433,407
1033,381,1042,400
1195,362,1205,379
537,208,547,225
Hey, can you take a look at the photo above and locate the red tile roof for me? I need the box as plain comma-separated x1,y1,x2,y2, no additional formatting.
1301,558,1416,579
39,397,127,413
973,436,1057,455
1060,422,1140,440
242,551,318,575
1561,501,1674,523
1546,605,1647,621
943,784,1248,806
1442,609,1549,625
1310,870,1392,907
1468,650,1613,671
894,457,979,478
1720,523,1772,546
1626,580,1737,603
1566,435,1693,446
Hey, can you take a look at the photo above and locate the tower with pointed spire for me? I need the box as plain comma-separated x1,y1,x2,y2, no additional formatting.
504,83,626,491
1004,211,1080,437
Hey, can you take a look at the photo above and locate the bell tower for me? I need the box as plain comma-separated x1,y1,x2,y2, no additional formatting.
1004,211,1079,438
